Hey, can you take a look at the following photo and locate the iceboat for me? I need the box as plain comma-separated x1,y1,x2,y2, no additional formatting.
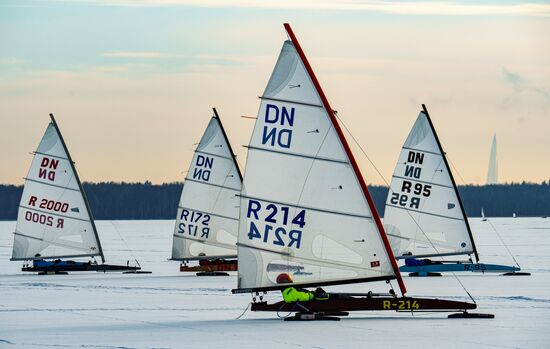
383,105,528,276
170,108,242,275
11,114,142,274
230,24,490,320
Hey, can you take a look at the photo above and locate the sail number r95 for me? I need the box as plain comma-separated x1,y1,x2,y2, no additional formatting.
246,199,305,249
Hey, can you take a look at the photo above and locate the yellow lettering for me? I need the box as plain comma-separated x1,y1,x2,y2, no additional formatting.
383,300,391,310
398,300,405,309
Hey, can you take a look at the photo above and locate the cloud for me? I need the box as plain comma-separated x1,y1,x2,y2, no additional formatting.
503,68,550,100
56,0,550,17
0,58,26,65
102,51,170,58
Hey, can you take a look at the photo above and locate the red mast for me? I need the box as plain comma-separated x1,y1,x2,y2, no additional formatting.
283,23,407,295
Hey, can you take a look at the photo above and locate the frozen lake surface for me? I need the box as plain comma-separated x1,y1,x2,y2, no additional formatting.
1,218,549,348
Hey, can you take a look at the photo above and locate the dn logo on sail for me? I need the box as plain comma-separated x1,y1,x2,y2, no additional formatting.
193,155,213,182
262,104,294,148
38,157,58,182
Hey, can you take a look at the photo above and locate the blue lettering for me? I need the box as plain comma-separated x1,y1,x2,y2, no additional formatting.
281,107,295,126
192,168,211,181
262,126,277,146
265,104,279,123
247,200,261,220
288,230,302,248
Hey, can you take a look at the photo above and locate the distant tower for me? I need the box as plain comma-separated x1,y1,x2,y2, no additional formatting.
486,133,498,184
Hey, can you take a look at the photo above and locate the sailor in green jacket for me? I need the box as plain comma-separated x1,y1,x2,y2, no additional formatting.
277,273,328,303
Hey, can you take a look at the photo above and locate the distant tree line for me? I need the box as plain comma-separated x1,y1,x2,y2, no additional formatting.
0,181,548,220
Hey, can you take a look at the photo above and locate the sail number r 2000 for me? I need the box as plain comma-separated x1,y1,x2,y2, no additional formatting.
246,199,305,249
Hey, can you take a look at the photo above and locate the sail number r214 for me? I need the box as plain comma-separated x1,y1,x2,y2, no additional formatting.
246,199,305,249
383,299,420,310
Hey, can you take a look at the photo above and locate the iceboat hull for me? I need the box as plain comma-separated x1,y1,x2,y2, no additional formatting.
22,260,141,273
400,262,520,274
251,295,476,314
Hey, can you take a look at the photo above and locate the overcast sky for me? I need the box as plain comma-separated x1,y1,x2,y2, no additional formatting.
1,0,549,185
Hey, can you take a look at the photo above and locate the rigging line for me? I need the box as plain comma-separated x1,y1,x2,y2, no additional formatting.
487,219,521,268
235,301,251,320
446,156,467,185
334,113,476,303
109,221,140,266
446,153,521,268
277,301,300,319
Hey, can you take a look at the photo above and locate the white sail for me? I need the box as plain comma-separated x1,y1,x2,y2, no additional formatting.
171,112,242,260
11,117,102,261
487,133,498,185
383,108,477,260
235,33,399,292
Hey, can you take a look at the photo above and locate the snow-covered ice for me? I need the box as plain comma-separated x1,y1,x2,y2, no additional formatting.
1,218,549,348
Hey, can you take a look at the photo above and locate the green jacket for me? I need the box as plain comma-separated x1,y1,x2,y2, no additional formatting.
281,287,314,303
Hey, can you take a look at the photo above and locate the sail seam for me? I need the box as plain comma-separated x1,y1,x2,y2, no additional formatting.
34,151,70,161
391,175,454,189
23,178,80,192
183,178,240,191
173,234,237,250
195,149,233,161
177,206,238,221
236,242,291,256
402,146,441,157
238,242,385,272
247,145,348,165
19,205,91,223
260,96,323,109
386,233,411,241
240,194,373,220
14,231,95,253
385,203,464,221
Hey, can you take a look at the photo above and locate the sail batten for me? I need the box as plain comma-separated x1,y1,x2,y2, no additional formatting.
183,177,241,191
33,151,70,161
384,106,479,262
171,110,242,261
385,203,465,221
194,150,234,161
260,96,324,109
247,146,349,164
19,206,92,223
177,206,239,221
241,194,373,220
235,24,405,295
391,175,454,189
11,114,103,262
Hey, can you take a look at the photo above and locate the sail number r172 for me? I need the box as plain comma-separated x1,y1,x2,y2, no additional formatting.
246,199,305,249
178,209,211,239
